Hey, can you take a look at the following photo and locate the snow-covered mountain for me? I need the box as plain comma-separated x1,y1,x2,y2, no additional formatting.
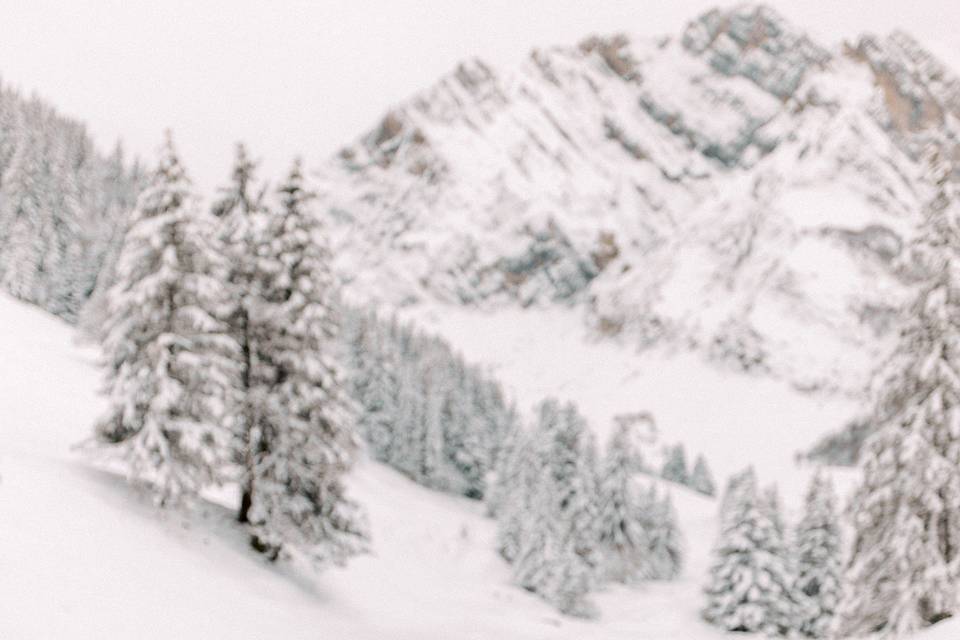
319,3,960,395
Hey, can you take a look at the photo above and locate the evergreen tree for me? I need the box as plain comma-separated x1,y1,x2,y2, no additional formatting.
214,142,268,525
703,470,799,635
597,420,649,582
720,465,756,526
344,309,398,461
689,454,716,497
837,189,960,637
549,402,602,575
92,133,237,504
509,399,600,617
637,485,684,580
486,418,523,519
661,443,689,485
795,471,842,638
493,428,534,562
245,159,368,565
512,419,596,617
762,483,786,539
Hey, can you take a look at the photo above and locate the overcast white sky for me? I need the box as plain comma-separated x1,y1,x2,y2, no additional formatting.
1,0,958,194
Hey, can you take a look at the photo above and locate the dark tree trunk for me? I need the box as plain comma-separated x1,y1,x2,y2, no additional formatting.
236,306,254,524
237,486,253,523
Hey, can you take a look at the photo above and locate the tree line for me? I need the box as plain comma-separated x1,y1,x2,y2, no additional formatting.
0,82,141,320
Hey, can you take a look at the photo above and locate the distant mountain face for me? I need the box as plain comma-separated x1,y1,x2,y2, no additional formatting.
0,84,141,321
318,4,960,393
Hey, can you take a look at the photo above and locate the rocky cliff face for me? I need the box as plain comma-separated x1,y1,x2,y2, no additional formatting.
318,4,960,393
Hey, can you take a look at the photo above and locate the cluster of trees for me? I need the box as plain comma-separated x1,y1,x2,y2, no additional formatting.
342,309,519,499
91,137,367,566
836,180,960,636
660,442,715,496
491,401,684,617
703,468,842,637
0,82,142,320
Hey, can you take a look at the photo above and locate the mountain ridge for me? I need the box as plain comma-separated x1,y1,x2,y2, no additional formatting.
317,3,959,396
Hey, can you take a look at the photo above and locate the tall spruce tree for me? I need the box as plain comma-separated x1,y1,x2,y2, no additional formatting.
637,485,684,581
720,465,756,526
704,470,799,634
661,443,689,485
214,142,268,524
597,420,649,582
92,133,237,504
795,471,842,638
551,402,602,575
245,159,368,565
690,454,716,497
486,415,523,519
838,188,960,637
510,399,600,617
494,424,539,562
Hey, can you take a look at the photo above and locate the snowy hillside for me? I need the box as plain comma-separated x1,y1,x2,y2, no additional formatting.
7,3,960,638
320,4,960,394
2,263,958,638
0,291,798,639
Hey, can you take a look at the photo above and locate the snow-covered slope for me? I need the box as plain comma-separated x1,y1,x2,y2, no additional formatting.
0,294,735,638
406,304,856,501
4,275,960,637
320,4,960,395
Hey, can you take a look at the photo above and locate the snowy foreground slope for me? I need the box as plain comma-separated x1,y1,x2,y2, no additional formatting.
0,296,729,638
0,293,958,640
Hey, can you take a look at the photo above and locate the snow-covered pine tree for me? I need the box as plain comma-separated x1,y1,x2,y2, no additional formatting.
597,420,649,582
512,424,597,617
551,401,603,575
388,358,428,481
763,483,786,539
719,465,756,526
837,186,960,637
93,133,237,505
703,470,799,635
388,354,455,491
661,443,689,485
245,158,368,566
795,471,842,638
689,454,716,497
212,143,263,219
213,142,270,524
543,533,596,619
493,426,535,562
343,309,399,461
510,398,600,617
636,484,684,580
485,414,523,519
